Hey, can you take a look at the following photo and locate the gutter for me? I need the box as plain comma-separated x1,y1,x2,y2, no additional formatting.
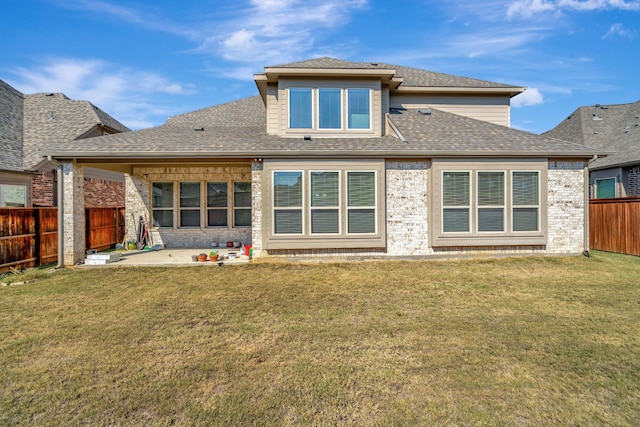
43,149,606,161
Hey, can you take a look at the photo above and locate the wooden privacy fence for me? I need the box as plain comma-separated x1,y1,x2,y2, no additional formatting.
85,207,125,252
1,207,125,273
0,208,58,273
589,197,640,256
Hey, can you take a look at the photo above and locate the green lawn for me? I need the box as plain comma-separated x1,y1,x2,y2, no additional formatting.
1,251,639,426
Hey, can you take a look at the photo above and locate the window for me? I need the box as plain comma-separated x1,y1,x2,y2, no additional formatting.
152,182,173,227
347,89,371,129
512,172,539,231
595,177,616,199
207,182,227,227
234,182,252,227
442,172,470,233
432,160,546,247
273,170,378,236
347,171,376,233
478,172,505,232
274,171,303,234
266,161,384,251
288,87,371,131
289,88,312,129
152,180,251,229
311,171,340,234
0,184,27,207
318,89,341,129
180,182,201,227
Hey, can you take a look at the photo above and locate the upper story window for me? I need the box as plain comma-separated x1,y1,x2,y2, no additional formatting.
288,87,371,131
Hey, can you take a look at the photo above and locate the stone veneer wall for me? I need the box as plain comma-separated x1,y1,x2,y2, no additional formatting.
251,160,263,257
125,165,252,249
62,162,85,265
385,161,430,255
546,160,586,254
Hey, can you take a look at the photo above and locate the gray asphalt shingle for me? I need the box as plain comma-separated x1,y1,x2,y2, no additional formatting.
43,95,599,160
544,100,640,169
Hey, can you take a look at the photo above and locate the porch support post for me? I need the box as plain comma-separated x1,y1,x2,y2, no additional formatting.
61,161,85,265
251,159,263,257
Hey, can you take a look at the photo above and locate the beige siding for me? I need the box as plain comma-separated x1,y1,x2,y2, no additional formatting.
381,85,389,135
276,78,382,137
266,83,279,135
389,94,511,127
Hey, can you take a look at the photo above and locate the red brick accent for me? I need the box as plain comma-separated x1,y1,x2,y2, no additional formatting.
32,172,55,207
84,178,124,207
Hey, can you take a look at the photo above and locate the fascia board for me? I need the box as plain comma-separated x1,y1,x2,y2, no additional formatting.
393,86,526,97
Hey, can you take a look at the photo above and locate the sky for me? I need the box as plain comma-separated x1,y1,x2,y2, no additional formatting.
1,0,639,134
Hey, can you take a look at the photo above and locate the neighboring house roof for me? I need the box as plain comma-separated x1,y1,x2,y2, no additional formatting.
0,80,24,172
43,95,600,161
544,100,640,170
22,92,130,169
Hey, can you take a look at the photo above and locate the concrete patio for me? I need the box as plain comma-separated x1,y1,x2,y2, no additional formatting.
80,247,251,267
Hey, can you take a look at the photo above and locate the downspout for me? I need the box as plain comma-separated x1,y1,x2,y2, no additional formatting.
52,158,64,268
583,155,599,257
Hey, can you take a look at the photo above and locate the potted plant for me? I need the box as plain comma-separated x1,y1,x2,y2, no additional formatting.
209,250,218,261
197,253,208,262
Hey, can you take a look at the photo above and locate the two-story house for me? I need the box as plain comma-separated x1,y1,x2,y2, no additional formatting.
42,58,603,265
0,79,130,208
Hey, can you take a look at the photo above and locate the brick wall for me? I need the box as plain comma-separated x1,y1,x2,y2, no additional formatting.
32,171,55,206
547,160,586,254
385,161,431,255
84,178,124,207
627,166,640,196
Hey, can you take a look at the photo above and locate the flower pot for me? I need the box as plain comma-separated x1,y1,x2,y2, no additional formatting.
210,255,219,262
197,254,208,262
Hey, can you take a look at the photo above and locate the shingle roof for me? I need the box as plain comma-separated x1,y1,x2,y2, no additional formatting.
22,93,130,168
544,100,640,170
43,95,599,160
268,57,520,89
0,80,24,171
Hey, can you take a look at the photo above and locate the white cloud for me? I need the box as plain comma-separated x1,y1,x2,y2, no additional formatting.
204,0,368,68
8,57,195,129
507,0,640,18
511,87,544,107
604,22,637,38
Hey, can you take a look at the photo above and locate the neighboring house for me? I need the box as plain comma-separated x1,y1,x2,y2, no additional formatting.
0,79,130,207
544,100,640,199
42,58,603,265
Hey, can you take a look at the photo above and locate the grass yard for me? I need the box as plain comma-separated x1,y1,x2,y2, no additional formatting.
1,251,640,426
